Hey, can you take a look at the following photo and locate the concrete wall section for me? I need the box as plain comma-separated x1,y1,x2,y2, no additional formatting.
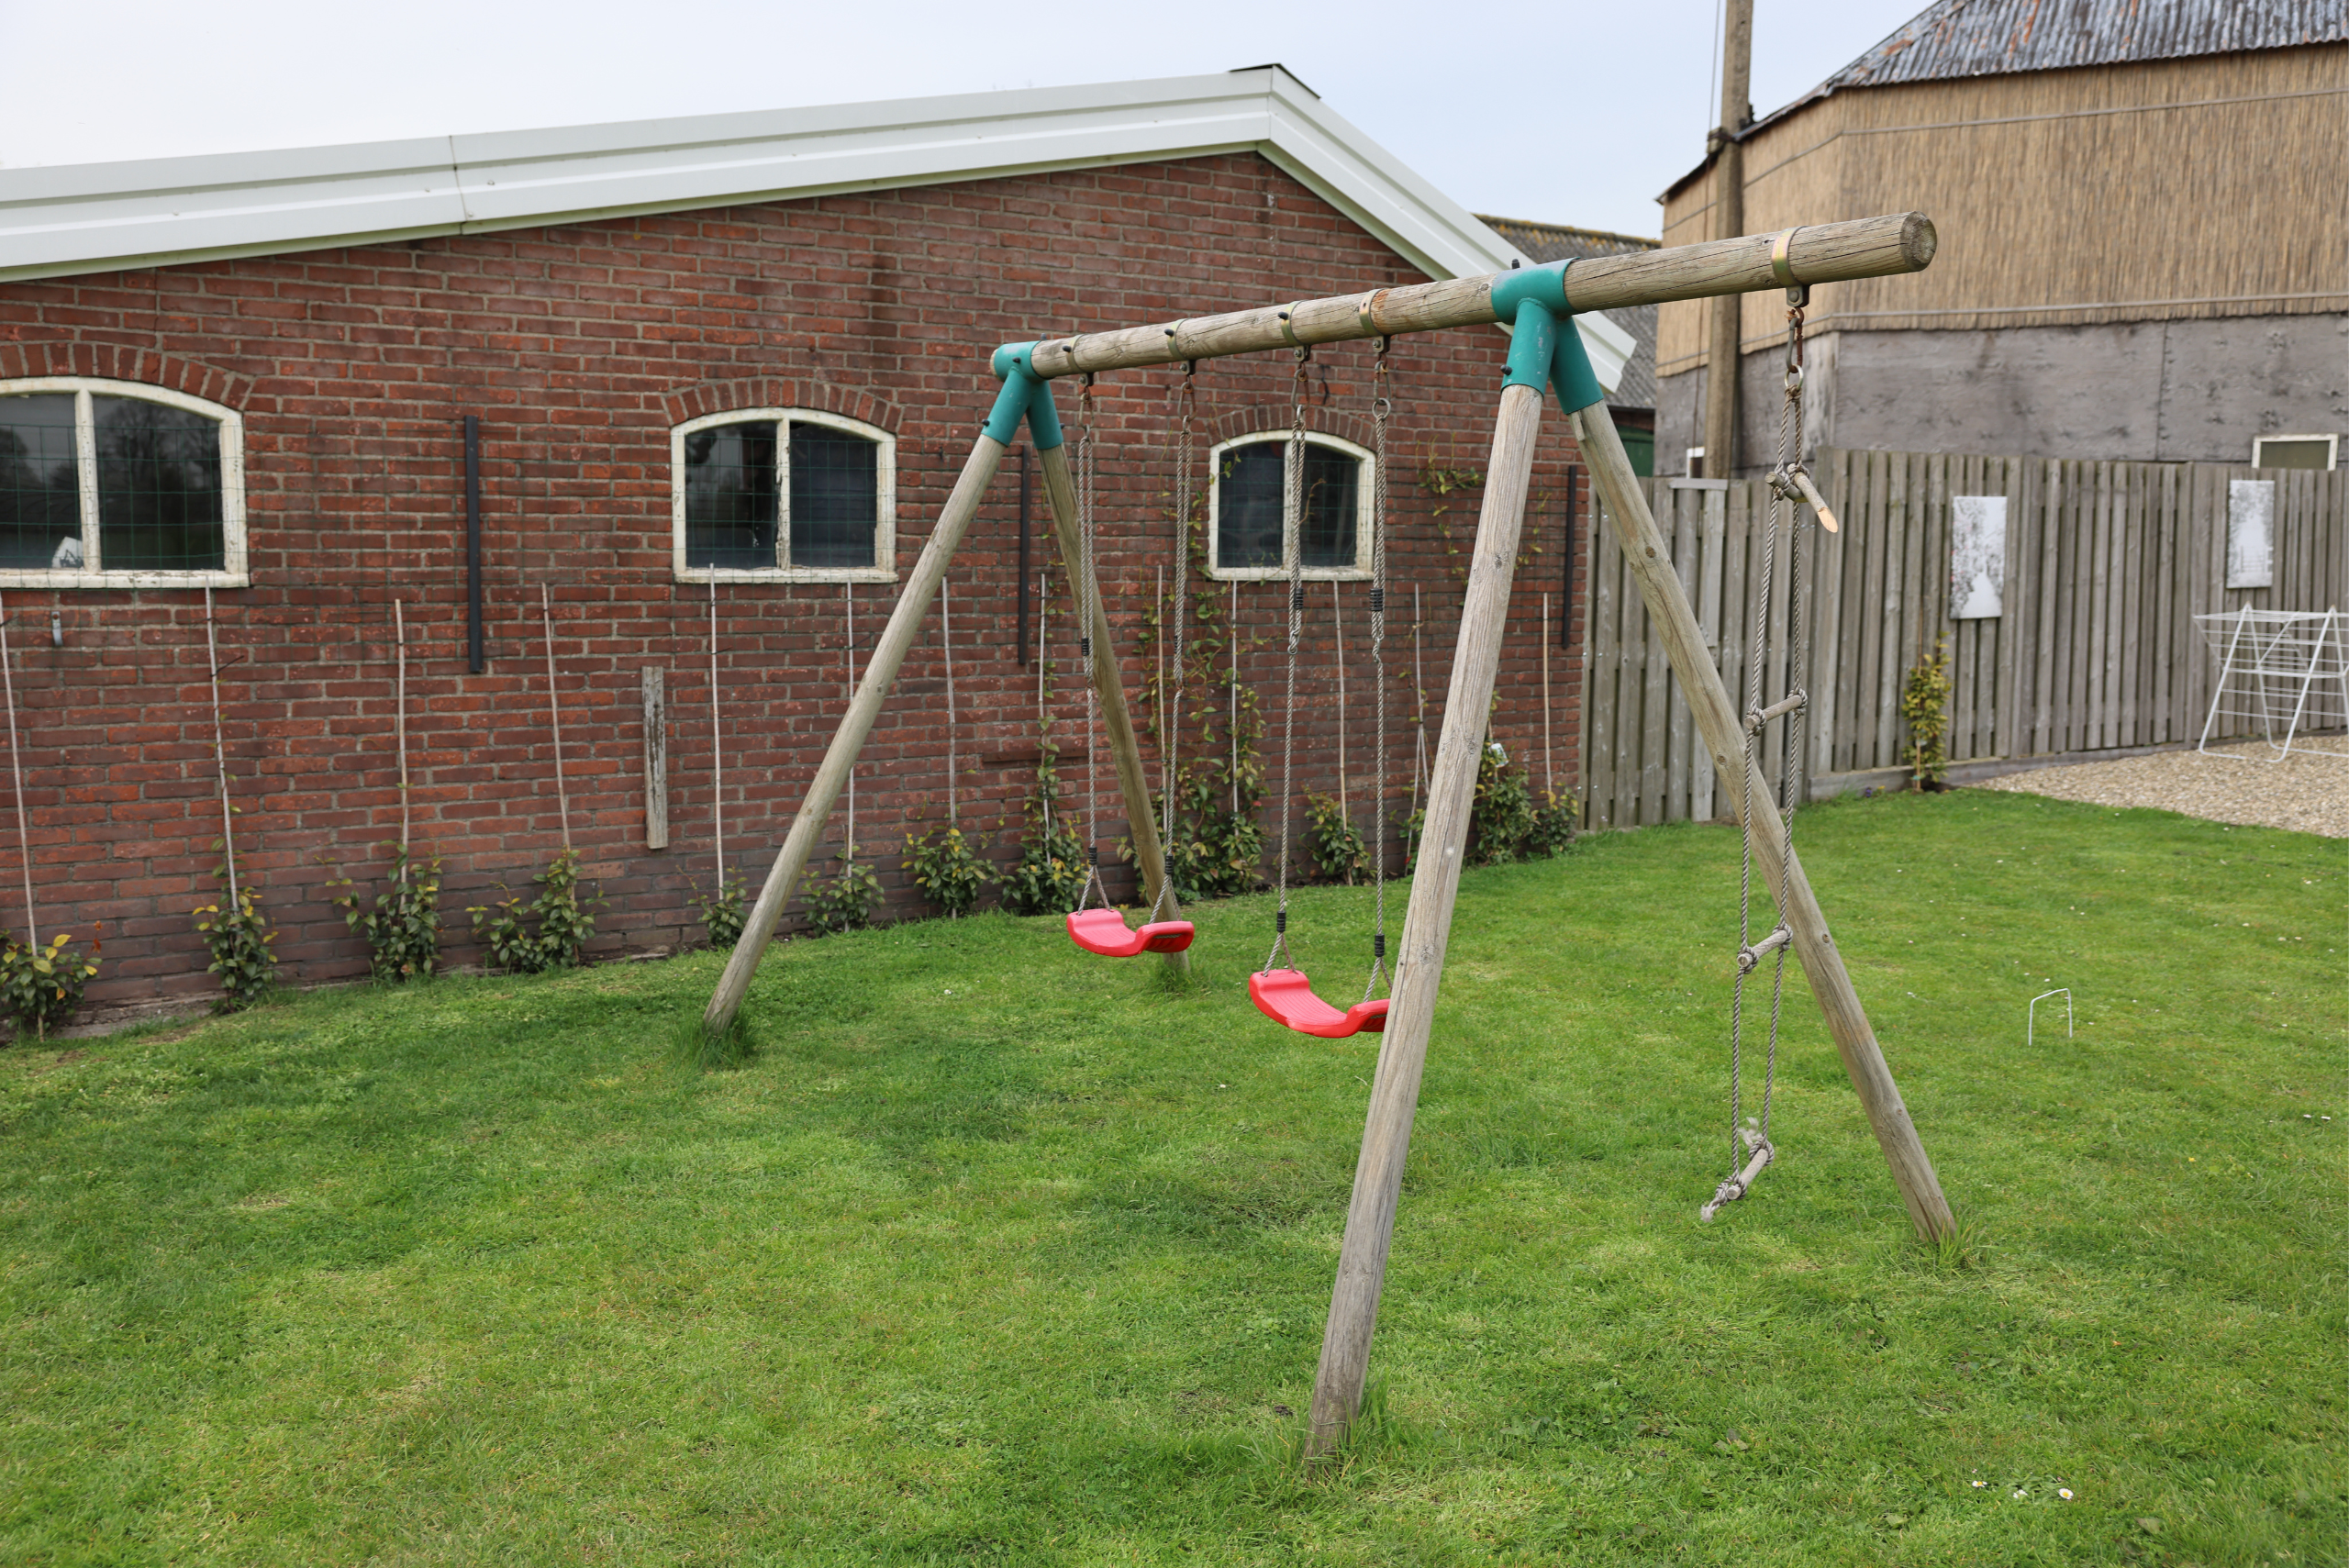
1656,313,2349,474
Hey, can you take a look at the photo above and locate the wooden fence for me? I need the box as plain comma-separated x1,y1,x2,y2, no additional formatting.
1578,449,2348,828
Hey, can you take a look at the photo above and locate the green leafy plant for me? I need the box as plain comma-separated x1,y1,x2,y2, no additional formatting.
799,854,885,935
467,847,603,974
1900,639,1954,789
904,826,988,918
327,842,441,984
1467,740,1538,865
1528,791,1577,858
1399,802,1427,875
195,870,278,1012
0,929,101,1040
1000,748,1089,917
696,873,747,950
1304,794,1368,885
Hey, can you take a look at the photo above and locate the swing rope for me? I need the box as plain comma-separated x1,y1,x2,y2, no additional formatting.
1151,366,1196,923
1710,295,1814,1218
1362,339,1393,1002
1075,373,1108,914
1262,347,1311,976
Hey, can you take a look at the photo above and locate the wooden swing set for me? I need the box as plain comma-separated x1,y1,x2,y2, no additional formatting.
698,210,1957,1456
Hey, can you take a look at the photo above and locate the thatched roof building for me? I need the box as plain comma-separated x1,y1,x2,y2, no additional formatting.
1655,0,2348,474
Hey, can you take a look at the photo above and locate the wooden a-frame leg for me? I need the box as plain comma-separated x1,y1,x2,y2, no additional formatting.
1571,399,1955,1243
1034,441,1187,972
701,432,1011,1039
1305,382,1547,1458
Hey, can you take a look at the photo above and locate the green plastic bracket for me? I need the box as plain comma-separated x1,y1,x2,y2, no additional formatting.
1548,312,1606,416
983,341,1065,450
1487,258,1572,322
1501,298,1558,392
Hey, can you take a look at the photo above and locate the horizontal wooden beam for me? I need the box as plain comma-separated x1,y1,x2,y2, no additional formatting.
1023,212,1934,380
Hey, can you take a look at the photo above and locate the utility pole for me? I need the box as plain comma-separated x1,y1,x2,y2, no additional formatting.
1703,0,1754,477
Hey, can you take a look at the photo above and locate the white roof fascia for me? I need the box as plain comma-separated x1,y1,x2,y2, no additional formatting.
0,69,1627,392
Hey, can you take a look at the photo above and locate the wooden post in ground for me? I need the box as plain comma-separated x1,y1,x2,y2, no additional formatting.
1571,398,1955,1242
1034,441,1187,971
700,432,1011,1039
1305,381,1547,1456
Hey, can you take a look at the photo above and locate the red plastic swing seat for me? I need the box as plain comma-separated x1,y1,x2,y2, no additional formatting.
1248,969,1389,1038
1066,907,1196,957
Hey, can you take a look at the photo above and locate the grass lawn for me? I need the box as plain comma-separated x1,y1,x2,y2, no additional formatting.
1,788,2341,1564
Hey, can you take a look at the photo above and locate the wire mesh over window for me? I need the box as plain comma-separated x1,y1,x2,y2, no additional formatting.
1298,443,1359,569
1216,439,1362,573
94,395,226,571
1216,443,1286,569
788,421,877,570
0,395,82,569
683,421,778,568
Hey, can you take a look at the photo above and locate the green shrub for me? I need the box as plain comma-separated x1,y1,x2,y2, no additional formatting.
195,874,278,1012
1901,639,1954,789
1467,741,1538,865
1399,803,1427,875
799,856,885,935
1305,794,1368,884
0,929,100,1040
1527,791,1577,857
1000,750,1089,917
328,842,441,983
904,826,988,917
696,873,747,950
467,848,602,974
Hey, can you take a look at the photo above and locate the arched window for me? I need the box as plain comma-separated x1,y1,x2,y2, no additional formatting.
671,408,896,582
0,379,246,586
1206,432,1374,580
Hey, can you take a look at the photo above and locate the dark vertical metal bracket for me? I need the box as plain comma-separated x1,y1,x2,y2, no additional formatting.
463,415,484,673
1015,443,1031,666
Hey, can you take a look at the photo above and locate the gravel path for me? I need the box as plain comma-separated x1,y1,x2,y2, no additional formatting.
1976,742,2349,838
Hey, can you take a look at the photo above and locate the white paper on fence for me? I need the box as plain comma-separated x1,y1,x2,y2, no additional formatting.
1949,495,2007,619
2227,480,2275,589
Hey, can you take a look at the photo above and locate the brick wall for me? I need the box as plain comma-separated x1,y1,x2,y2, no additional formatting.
0,151,1590,1009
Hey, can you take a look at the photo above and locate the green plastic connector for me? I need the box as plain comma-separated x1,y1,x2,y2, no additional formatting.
1487,258,1572,322
1548,313,1606,416
1501,298,1558,392
985,341,1065,450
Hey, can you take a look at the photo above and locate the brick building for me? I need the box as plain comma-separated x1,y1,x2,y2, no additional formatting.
0,68,1631,1012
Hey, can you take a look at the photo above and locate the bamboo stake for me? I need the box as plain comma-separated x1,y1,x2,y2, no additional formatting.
1034,441,1185,968
1541,593,1553,800
843,582,855,860
701,431,1014,1040
0,595,33,945
943,577,957,825
710,580,723,895
1333,581,1350,824
540,584,571,850
1229,580,1240,813
394,597,411,856
1571,398,1954,1243
205,587,239,905
1307,382,1547,1457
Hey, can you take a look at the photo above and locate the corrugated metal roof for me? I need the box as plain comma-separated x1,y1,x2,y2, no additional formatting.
1478,217,1660,411
1812,0,2346,91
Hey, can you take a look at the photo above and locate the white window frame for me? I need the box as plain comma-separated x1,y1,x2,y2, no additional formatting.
0,377,248,589
670,407,896,584
1205,431,1375,581
2250,433,2338,472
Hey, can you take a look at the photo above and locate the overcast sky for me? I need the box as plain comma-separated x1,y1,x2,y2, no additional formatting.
0,0,1925,239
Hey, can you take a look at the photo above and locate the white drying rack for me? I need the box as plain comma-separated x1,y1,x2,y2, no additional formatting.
2195,608,2349,762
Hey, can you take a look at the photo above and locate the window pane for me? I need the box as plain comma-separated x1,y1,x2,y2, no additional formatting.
789,423,877,570
684,421,778,568
1300,442,1360,569
95,395,226,571
1216,442,1285,569
0,395,84,569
